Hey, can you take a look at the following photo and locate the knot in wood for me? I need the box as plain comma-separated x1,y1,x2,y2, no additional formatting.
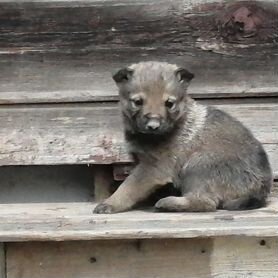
223,6,259,39
232,7,257,34
217,1,278,43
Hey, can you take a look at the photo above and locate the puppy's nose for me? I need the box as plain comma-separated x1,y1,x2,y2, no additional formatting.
146,118,161,130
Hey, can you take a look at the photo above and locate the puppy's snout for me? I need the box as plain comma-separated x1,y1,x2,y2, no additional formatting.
145,114,161,131
146,118,161,130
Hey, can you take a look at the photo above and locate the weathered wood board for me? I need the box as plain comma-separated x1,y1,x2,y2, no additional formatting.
6,237,278,278
0,100,277,178
0,0,277,103
0,52,277,104
0,3,276,278
0,244,5,278
0,0,277,50
211,237,278,278
0,195,277,241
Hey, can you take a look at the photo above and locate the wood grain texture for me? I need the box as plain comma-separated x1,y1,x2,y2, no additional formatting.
5,238,278,278
0,100,277,178
0,244,5,278
0,0,277,103
0,103,129,165
211,237,278,278
6,238,278,278
1,0,276,4
0,0,277,47
6,239,214,278
0,196,277,241
0,50,277,104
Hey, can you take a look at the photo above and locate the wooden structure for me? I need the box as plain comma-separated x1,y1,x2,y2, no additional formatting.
0,0,277,277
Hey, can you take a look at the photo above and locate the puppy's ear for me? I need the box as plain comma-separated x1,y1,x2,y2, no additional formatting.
112,68,134,83
175,68,194,83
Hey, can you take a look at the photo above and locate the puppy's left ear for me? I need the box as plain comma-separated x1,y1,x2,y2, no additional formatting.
112,68,134,84
175,68,194,83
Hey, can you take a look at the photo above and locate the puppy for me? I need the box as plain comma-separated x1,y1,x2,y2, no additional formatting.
94,61,272,213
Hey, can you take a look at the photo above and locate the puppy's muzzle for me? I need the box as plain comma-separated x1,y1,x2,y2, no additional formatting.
146,118,161,130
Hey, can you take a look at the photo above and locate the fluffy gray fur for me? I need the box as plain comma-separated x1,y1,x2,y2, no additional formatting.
94,61,272,213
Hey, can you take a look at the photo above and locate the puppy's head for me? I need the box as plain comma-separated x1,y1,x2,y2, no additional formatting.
113,62,194,135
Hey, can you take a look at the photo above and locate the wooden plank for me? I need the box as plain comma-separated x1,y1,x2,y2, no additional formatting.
1,0,277,4
0,103,129,165
0,0,277,103
6,237,278,278
0,0,275,4
6,239,214,278
0,50,277,104
0,197,277,241
0,100,277,178
211,237,278,278
0,0,277,43
0,244,5,278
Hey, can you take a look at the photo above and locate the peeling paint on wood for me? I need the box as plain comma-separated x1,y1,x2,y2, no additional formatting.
0,100,277,179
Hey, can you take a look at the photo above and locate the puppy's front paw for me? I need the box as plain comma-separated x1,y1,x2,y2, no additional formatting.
93,203,115,214
155,197,178,212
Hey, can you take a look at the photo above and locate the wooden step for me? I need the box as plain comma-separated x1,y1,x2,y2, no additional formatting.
4,237,278,278
0,99,277,178
0,181,276,278
0,197,277,242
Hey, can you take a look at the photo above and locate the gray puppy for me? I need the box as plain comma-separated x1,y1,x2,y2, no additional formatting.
94,61,272,214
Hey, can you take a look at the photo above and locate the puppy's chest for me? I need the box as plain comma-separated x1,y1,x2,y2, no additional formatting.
130,137,196,171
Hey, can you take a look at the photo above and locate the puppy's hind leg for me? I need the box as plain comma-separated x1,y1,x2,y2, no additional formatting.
155,193,218,212
222,195,267,210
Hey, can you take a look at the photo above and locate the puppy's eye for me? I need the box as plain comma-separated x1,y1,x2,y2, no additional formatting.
165,99,176,110
131,98,143,108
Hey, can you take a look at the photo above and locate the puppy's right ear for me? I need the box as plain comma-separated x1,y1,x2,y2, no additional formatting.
112,68,134,83
175,68,194,83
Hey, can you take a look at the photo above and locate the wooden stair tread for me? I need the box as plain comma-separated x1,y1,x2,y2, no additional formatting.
0,199,277,242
